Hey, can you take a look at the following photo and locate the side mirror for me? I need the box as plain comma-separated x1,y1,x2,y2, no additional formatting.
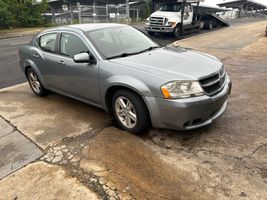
73,52,91,63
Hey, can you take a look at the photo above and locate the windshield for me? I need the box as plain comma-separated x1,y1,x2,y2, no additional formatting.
86,26,159,59
159,3,182,12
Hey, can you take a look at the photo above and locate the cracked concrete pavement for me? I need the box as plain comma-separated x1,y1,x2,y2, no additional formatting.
0,20,267,199
0,116,42,179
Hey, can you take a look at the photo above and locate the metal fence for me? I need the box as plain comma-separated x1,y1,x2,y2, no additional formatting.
49,3,140,25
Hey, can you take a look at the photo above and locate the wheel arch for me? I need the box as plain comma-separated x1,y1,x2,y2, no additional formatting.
105,84,152,128
105,84,147,112
23,59,48,88
173,22,182,37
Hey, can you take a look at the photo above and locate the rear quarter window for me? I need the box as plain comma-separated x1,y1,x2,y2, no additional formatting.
39,33,57,53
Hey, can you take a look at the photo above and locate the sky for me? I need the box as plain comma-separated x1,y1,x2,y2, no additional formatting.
202,0,267,7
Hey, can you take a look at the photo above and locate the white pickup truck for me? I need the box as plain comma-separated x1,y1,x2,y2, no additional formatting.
145,0,203,37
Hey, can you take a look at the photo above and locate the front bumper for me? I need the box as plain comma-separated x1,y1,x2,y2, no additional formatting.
145,25,174,33
145,75,232,130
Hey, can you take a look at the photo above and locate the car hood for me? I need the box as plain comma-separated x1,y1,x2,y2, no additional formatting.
110,47,223,81
151,11,181,19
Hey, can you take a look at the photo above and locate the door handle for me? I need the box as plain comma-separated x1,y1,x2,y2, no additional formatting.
57,60,65,65
32,53,40,58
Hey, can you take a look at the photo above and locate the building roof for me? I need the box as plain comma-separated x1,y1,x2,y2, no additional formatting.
217,0,267,10
48,0,143,5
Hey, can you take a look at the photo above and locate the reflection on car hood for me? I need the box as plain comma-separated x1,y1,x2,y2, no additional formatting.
110,47,223,80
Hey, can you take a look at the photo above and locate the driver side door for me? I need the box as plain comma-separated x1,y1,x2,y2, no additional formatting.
48,32,100,105
183,4,193,25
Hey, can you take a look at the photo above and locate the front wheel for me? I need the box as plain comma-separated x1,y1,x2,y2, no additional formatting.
173,24,181,38
26,68,47,96
112,90,150,134
147,31,155,36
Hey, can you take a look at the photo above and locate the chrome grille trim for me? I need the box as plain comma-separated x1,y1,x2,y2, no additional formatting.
199,67,226,96
150,16,165,26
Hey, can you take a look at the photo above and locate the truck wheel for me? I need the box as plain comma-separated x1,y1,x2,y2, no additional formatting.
173,24,181,38
204,21,213,30
112,90,150,134
147,31,155,36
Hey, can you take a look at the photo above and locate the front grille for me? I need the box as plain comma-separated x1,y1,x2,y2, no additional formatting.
150,17,165,26
199,67,226,96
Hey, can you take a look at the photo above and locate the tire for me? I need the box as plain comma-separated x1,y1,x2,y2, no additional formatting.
112,90,150,134
204,21,213,30
147,31,155,36
173,24,181,38
26,68,47,97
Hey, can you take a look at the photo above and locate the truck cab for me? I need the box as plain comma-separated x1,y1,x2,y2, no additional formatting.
145,0,203,37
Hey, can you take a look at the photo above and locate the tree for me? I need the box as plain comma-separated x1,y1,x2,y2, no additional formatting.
0,0,15,28
0,0,49,28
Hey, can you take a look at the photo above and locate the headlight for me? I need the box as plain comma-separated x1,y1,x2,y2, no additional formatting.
167,21,176,27
161,81,204,99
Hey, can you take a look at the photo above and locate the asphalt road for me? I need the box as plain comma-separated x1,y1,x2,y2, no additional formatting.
0,36,32,89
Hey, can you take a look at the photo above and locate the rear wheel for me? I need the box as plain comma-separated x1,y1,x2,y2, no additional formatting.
112,90,150,134
26,68,47,96
204,20,213,30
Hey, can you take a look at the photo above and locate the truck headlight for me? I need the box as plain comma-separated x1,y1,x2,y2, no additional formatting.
161,81,204,99
167,21,176,27
146,17,150,25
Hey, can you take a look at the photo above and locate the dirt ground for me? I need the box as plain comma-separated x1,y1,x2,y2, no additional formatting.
0,21,266,200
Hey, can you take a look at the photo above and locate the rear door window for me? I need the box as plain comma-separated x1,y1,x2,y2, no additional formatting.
39,33,57,53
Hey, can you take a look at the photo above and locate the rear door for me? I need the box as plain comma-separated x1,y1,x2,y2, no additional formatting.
31,32,60,84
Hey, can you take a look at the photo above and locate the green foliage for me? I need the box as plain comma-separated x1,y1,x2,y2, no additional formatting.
0,0,14,28
0,0,49,28
139,3,151,19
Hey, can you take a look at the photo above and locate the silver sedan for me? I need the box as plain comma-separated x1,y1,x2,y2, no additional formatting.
19,23,231,133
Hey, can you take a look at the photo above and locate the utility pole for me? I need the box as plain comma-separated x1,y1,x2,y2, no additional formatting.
126,0,130,21
93,0,97,22
51,8,56,24
77,2,82,24
69,3,73,24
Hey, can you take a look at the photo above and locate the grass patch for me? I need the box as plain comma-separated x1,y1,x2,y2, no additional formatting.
0,27,46,35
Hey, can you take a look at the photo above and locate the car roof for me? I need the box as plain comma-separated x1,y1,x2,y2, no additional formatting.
43,23,127,34
68,23,127,32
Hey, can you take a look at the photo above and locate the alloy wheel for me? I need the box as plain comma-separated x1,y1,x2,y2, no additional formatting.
115,96,137,129
29,72,41,94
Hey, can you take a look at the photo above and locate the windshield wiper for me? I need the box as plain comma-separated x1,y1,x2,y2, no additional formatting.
106,52,138,60
137,46,159,54
107,46,160,60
